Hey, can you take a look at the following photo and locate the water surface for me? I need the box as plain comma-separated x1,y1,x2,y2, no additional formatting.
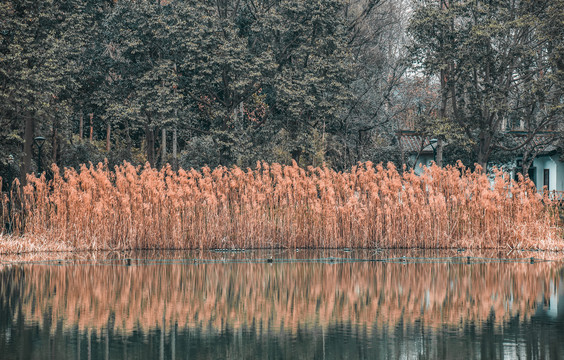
1,250,563,359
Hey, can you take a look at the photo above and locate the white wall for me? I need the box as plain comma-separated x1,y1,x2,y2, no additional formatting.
554,155,564,192
410,154,434,175
531,155,564,192
409,154,564,192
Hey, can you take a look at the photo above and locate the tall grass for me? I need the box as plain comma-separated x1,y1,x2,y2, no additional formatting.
1,161,562,252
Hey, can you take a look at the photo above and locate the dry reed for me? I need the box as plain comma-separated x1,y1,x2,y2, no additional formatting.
0,161,562,253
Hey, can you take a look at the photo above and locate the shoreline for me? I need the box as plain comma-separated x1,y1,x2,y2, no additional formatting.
2,240,564,263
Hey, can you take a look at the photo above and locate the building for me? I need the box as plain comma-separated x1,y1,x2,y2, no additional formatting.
508,134,564,193
397,131,564,193
396,131,439,176
511,152,564,192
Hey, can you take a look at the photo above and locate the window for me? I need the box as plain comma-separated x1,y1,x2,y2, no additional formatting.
544,169,550,189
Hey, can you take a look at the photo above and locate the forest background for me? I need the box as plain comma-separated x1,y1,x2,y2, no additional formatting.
1,0,563,188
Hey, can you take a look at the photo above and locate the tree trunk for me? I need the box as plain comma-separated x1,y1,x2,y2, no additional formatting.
399,133,405,168
161,128,166,167
126,120,132,157
476,135,491,171
89,113,94,141
172,65,179,171
521,149,538,182
145,123,155,166
172,127,178,170
106,123,111,152
436,138,444,167
522,156,531,181
52,119,58,165
20,115,35,183
79,113,83,141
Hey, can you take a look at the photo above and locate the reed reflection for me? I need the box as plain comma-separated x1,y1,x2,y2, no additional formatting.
1,260,562,336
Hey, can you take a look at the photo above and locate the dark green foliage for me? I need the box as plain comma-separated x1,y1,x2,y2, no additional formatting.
1,0,358,175
408,0,563,168
0,0,561,178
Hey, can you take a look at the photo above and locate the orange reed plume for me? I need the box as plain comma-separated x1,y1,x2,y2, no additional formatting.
0,161,562,252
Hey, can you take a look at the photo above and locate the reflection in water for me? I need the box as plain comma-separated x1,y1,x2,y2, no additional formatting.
1,252,563,359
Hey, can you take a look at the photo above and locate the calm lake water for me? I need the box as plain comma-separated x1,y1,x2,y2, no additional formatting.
1,250,563,359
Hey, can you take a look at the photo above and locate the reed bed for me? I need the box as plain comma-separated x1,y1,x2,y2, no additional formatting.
1,261,561,335
0,161,562,252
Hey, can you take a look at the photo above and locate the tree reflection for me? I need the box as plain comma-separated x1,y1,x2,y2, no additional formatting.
0,259,563,359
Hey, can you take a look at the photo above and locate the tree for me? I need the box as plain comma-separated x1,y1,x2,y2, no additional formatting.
0,0,97,181
175,0,353,167
409,0,563,169
340,0,412,167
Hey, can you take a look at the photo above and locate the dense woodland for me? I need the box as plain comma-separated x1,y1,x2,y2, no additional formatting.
1,0,563,187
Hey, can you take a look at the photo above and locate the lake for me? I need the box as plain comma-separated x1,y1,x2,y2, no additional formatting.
1,250,563,359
